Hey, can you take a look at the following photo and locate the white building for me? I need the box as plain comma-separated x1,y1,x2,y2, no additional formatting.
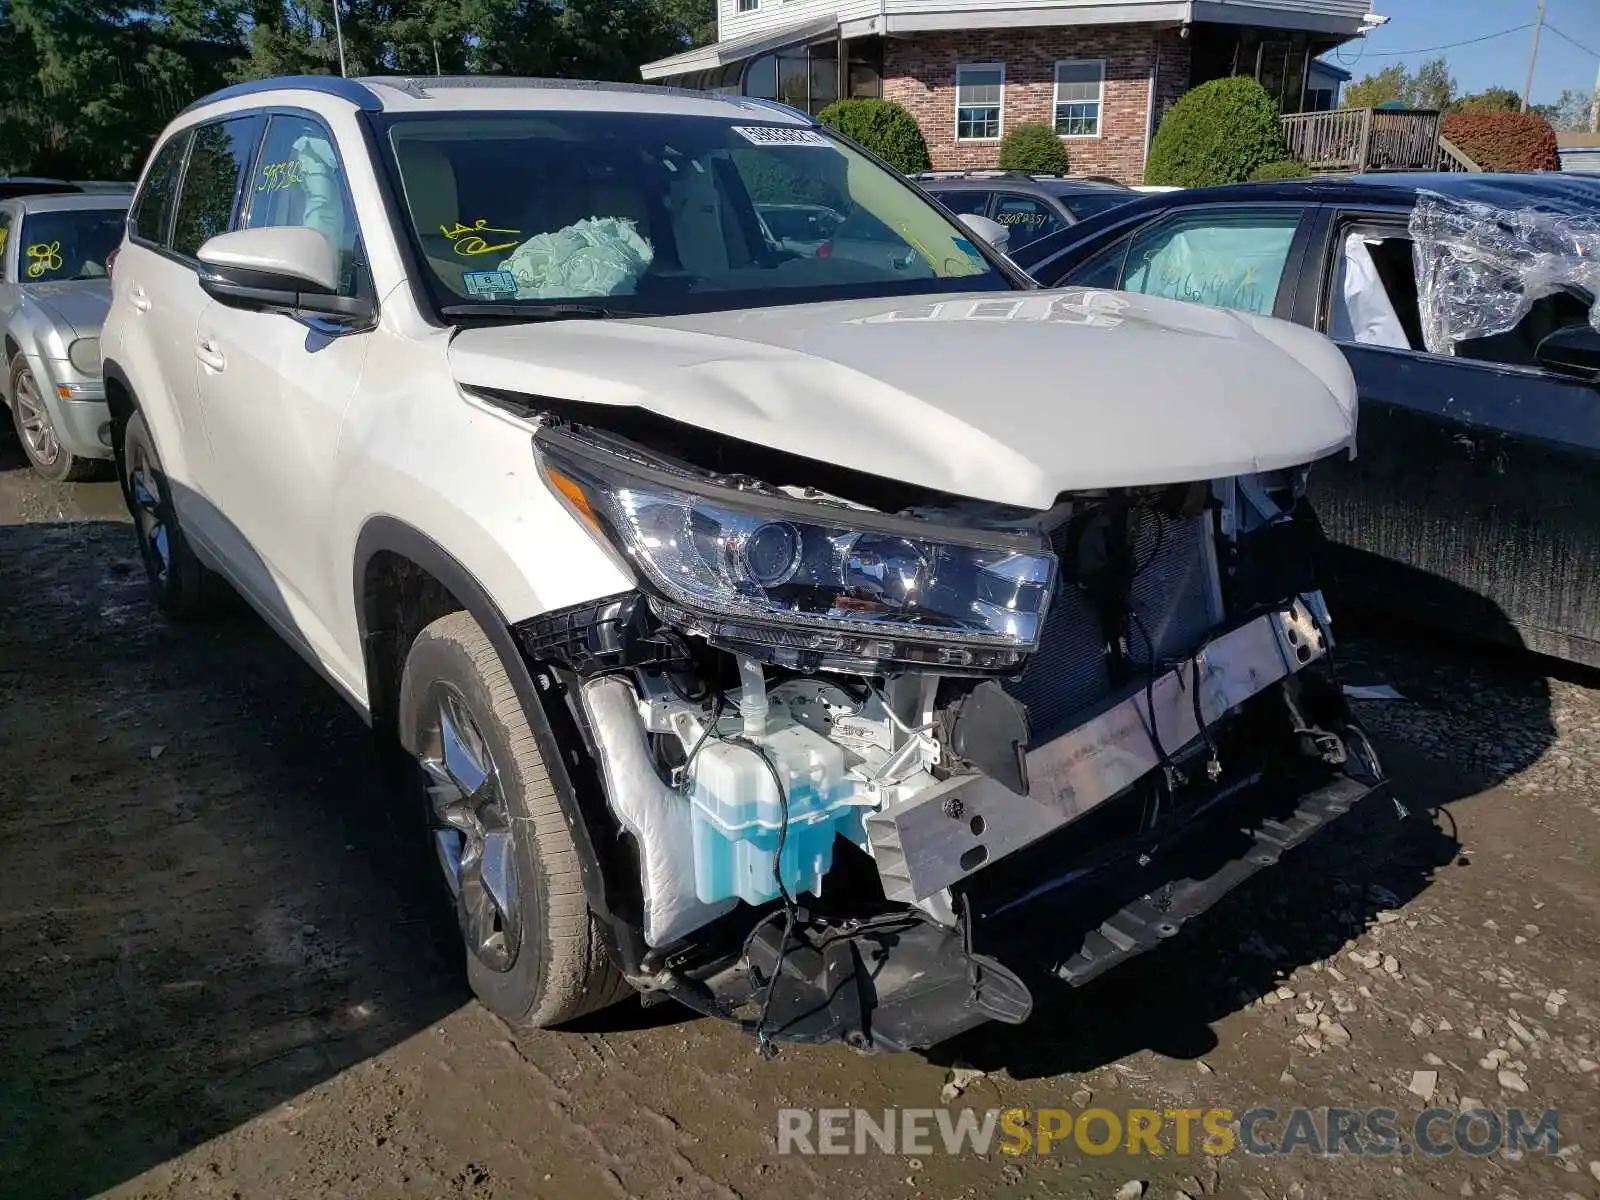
1305,56,1352,111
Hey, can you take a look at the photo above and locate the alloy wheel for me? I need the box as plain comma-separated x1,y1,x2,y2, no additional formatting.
126,436,171,585
13,369,62,468
417,683,521,972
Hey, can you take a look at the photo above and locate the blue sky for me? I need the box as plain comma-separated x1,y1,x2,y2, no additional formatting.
1324,0,1600,105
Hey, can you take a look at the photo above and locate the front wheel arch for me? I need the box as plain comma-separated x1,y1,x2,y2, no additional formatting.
352,517,628,947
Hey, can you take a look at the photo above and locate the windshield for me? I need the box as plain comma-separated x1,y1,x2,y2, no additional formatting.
18,208,126,282
384,111,1012,318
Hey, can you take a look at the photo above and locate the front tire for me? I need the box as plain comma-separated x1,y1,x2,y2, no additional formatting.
399,611,630,1028
9,356,99,482
119,408,230,619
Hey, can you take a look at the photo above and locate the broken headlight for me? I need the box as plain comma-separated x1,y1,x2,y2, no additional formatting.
536,426,1056,669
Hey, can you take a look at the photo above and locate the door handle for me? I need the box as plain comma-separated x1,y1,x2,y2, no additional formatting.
195,338,227,373
129,284,152,313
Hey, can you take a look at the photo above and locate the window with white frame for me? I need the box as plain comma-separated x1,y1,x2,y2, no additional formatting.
737,0,758,11
956,64,1004,141
1053,60,1104,137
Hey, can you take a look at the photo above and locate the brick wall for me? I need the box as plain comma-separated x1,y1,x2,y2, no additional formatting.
883,26,1191,183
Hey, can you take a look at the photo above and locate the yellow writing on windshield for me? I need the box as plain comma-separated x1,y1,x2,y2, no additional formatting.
442,219,521,257
0,227,8,254
26,242,62,279
258,159,304,191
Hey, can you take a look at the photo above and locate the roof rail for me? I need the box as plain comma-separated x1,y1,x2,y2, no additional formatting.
912,169,1128,187
732,96,817,124
179,74,384,117
912,169,1074,182
359,74,718,100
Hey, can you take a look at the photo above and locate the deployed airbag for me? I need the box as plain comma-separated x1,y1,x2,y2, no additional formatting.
579,676,736,947
498,216,654,300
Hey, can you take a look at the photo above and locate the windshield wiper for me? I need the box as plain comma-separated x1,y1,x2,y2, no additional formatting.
439,302,648,321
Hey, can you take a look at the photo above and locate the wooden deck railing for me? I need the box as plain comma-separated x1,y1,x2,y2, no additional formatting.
1436,136,1482,172
1280,108,1452,173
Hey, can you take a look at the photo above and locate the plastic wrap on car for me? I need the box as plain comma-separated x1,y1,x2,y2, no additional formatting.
1410,190,1600,354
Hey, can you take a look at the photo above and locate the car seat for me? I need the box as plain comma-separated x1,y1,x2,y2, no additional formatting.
394,139,472,293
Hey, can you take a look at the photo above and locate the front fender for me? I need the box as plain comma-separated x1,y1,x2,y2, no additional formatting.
2,311,54,405
350,516,630,943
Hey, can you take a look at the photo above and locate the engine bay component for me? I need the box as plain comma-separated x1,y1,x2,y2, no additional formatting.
865,600,1327,902
673,661,862,907
939,680,1030,794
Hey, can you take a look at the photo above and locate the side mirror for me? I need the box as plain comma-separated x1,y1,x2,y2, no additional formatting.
196,226,372,324
1534,323,1600,384
958,211,1011,255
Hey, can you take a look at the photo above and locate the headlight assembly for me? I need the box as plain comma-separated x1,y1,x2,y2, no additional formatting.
67,337,102,376
536,426,1056,671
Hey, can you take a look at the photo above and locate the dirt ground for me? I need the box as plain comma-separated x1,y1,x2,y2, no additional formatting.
1,440,1597,1200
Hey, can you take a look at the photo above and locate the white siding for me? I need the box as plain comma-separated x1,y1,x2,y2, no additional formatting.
719,0,1369,41
719,0,874,43
1560,148,1600,172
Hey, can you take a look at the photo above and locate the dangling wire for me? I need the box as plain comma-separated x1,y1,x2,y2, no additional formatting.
677,691,726,795
731,735,802,1058
1131,607,1184,809
1189,650,1223,783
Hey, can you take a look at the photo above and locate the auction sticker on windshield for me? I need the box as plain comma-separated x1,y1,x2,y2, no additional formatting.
463,269,519,299
732,126,831,148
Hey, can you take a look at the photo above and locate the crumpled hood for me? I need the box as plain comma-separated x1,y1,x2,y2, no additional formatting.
447,288,1359,510
24,280,112,338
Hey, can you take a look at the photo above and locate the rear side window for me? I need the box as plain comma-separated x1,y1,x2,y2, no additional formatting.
929,189,991,216
171,115,265,259
1327,224,1422,352
1058,191,1134,222
129,133,190,248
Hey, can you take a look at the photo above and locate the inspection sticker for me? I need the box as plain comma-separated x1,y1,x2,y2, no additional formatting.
462,269,518,298
732,125,831,147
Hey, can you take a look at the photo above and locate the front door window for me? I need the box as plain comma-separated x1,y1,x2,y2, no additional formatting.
242,114,365,297
1122,209,1303,315
991,194,1065,250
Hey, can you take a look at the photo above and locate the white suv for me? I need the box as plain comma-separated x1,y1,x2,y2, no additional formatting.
103,74,1386,1052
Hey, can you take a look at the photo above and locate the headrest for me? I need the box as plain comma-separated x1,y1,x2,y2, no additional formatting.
395,140,459,235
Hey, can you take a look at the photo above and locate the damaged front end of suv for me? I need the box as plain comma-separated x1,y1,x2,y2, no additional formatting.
503,358,1386,1053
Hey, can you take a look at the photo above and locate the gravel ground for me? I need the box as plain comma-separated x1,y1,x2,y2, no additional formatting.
1,442,1596,1200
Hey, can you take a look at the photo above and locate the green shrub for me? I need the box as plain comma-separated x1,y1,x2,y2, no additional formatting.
1440,111,1560,172
817,99,932,175
1145,77,1290,187
998,123,1070,174
1249,159,1311,181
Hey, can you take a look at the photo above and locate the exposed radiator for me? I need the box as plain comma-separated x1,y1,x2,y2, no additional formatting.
1127,512,1222,669
1004,511,1221,745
